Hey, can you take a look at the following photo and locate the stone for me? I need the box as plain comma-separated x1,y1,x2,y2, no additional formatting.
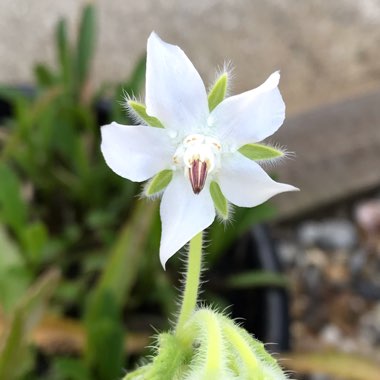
298,219,357,250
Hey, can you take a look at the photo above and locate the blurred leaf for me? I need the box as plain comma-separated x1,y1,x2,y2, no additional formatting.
2,88,61,172
76,4,96,89
0,269,60,380
285,351,380,380
136,208,176,315
85,289,124,380
227,270,288,289
98,200,157,307
22,221,48,266
50,109,91,181
85,209,115,230
0,163,27,233
0,225,23,268
55,280,84,307
34,64,56,87
51,357,91,380
56,18,71,87
0,225,30,312
0,163,27,236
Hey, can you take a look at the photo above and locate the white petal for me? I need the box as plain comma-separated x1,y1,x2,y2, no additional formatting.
159,174,215,268
145,32,209,134
218,152,298,207
209,71,285,148
101,122,174,182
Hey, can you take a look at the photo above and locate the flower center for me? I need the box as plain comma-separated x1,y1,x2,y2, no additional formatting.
173,134,222,194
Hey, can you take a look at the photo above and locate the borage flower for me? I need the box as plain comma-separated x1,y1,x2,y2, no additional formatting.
101,32,298,268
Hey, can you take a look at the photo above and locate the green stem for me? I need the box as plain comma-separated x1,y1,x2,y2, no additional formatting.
176,232,203,334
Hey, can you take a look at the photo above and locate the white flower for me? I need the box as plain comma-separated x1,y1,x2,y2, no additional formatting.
101,32,298,268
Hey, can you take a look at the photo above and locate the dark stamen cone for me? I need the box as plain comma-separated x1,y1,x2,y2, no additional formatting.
189,159,208,194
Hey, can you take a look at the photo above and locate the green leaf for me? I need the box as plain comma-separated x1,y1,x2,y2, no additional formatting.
227,270,288,289
210,181,228,220
145,170,173,196
0,225,30,313
0,269,60,380
97,201,157,307
56,18,71,86
208,72,228,112
85,289,124,380
128,100,165,128
22,221,48,265
76,4,96,87
34,64,56,87
51,358,91,380
0,163,27,236
238,143,284,161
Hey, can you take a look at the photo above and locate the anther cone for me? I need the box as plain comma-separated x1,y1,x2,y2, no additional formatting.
189,160,208,194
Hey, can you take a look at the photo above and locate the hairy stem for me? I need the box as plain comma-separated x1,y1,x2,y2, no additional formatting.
176,232,203,335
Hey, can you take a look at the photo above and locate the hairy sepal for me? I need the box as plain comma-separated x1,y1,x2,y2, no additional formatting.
210,181,229,220
238,143,285,161
128,100,165,128
208,72,228,112
144,170,173,197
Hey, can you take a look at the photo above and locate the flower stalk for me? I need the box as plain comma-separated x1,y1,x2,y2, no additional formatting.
176,232,203,335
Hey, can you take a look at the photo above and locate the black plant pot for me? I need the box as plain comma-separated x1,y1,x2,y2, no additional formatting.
211,224,290,352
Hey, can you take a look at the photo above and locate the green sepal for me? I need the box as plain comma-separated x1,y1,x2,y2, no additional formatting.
238,143,284,161
145,170,173,197
210,181,228,220
128,100,165,128
208,73,228,112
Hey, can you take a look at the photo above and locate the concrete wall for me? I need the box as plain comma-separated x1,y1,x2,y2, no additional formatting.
1,0,380,115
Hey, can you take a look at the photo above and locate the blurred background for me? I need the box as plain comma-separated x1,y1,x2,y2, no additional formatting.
0,1,380,379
